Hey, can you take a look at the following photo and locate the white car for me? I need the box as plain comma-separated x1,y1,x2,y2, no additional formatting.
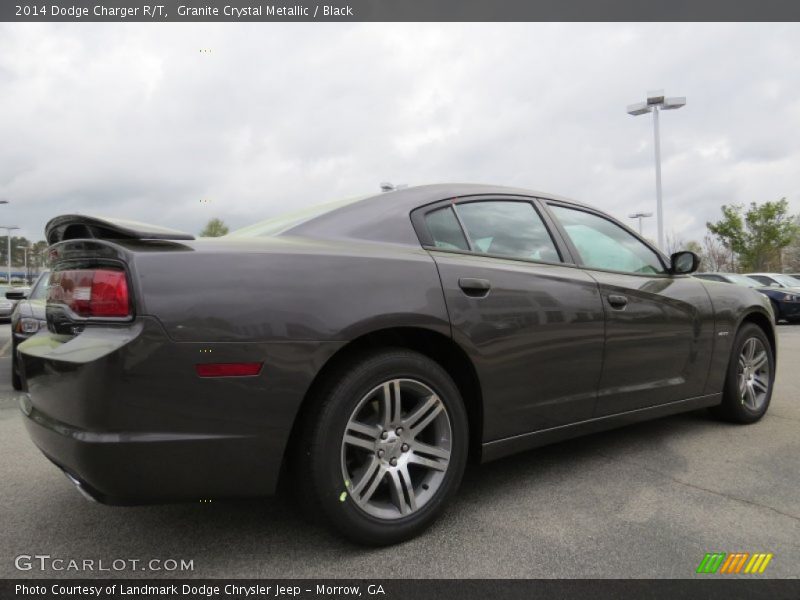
746,273,800,291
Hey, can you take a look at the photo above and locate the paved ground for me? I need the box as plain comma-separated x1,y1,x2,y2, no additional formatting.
0,322,798,579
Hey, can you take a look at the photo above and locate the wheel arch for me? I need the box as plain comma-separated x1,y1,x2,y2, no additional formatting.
279,326,484,488
739,309,777,361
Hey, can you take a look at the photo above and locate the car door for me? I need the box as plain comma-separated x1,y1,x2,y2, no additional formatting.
413,197,605,441
545,202,714,416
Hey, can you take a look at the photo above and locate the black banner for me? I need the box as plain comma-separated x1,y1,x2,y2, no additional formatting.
3,0,800,22
2,579,800,600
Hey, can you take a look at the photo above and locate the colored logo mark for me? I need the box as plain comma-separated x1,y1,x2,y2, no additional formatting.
696,552,773,574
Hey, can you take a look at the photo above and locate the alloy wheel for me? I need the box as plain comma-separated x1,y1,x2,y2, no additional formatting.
340,378,452,520
737,337,771,411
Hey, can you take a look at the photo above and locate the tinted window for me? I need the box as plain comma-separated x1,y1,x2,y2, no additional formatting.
550,205,665,274
227,195,370,238
455,201,560,262
424,207,469,251
748,275,775,286
30,272,51,301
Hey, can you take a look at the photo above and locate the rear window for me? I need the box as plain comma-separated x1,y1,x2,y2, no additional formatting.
227,195,369,238
30,272,51,300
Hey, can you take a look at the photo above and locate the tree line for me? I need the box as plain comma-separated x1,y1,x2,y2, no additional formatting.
0,237,49,283
666,199,799,273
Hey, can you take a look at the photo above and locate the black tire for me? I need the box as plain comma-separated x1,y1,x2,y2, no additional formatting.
710,323,774,424
294,348,468,545
11,337,22,391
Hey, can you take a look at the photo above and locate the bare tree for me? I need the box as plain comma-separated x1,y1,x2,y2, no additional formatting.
664,231,685,256
702,234,732,272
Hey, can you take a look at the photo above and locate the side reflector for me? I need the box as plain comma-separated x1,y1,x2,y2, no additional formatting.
195,362,263,378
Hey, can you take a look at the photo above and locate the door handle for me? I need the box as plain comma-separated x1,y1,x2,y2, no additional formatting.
607,294,628,309
458,277,491,297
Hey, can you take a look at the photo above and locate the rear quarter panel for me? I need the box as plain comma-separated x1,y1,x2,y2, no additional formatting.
131,236,451,342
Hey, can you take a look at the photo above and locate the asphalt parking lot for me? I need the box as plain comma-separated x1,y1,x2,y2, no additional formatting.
0,322,798,579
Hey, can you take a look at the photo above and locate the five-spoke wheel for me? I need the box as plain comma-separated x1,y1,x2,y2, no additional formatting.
295,349,468,545
713,322,774,423
737,337,770,412
342,379,452,519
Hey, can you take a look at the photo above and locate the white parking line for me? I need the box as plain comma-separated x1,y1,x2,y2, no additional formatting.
0,338,11,358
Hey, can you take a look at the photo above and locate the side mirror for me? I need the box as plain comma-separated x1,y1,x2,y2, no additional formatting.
670,251,700,275
5,290,27,300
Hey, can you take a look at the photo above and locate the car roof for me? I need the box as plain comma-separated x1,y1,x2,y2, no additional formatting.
285,183,592,245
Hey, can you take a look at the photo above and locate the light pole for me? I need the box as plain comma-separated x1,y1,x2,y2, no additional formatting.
628,211,653,236
627,90,685,251
1,226,20,284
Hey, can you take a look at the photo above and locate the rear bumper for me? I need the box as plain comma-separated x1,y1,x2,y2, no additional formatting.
19,317,341,504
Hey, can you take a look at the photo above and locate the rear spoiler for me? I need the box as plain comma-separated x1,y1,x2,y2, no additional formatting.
45,214,195,245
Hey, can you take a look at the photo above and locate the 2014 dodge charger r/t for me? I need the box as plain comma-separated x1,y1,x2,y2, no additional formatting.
19,184,776,545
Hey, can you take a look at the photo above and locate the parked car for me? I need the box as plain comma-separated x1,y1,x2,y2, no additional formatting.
0,284,30,320
694,272,800,323
746,272,800,290
9,270,50,390
19,184,776,545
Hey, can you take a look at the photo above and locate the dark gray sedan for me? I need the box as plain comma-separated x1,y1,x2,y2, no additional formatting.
19,184,776,545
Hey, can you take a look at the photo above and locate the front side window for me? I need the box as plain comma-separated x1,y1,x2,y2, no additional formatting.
550,205,665,275
454,201,561,262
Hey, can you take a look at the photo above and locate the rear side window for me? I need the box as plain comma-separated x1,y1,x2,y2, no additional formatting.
455,201,561,262
424,207,469,251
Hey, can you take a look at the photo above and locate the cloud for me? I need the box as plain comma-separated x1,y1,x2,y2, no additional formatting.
0,22,799,246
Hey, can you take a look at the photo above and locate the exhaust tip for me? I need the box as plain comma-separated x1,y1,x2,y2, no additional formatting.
63,471,99,503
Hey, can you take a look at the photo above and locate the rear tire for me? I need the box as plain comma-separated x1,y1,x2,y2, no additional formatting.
710,323,774,424
294,349,468,545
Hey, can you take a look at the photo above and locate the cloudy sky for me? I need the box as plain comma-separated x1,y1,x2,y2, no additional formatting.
1,22,799,246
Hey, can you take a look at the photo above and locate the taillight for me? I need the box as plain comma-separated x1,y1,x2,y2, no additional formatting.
48,268,130,318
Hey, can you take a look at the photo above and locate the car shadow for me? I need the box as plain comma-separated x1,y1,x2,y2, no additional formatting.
39,408,724,564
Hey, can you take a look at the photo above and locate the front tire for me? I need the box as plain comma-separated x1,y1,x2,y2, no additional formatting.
296,349,468,545
711,323,774,423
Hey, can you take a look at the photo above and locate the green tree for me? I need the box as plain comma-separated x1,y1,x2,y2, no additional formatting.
706,199,798,272
200,218,229,237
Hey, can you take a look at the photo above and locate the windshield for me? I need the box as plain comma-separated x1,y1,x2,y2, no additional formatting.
227,195,370,238
29,272,51,301
771,274,800,287
726,274,763,288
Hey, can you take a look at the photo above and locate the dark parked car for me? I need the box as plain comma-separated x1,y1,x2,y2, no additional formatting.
19,184,776,545
9,270,50,390
694,272,800,323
